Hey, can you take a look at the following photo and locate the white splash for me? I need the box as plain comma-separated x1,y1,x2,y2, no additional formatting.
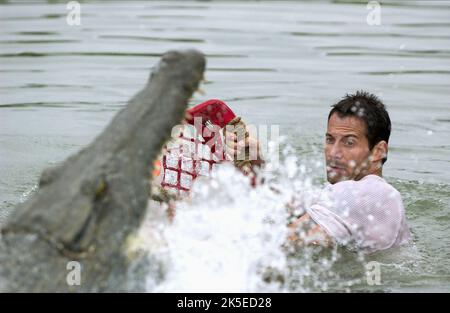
138,143,364,292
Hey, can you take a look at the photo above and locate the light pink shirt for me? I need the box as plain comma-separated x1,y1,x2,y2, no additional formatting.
307,175,412,254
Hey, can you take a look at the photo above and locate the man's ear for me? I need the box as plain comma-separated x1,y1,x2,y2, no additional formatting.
371,140,388,163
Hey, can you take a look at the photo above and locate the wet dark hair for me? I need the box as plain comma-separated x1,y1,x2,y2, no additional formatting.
328,90,391,164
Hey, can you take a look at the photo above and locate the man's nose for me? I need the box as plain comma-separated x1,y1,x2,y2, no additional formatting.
329,142,343,159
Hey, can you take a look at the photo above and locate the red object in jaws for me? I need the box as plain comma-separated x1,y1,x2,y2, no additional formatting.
157,99,236,196
185,99,236,129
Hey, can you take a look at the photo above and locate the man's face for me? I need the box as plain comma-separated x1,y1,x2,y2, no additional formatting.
325,113,372,184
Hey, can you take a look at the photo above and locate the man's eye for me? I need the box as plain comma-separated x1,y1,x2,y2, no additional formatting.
345,139,355,146
325,137,333,144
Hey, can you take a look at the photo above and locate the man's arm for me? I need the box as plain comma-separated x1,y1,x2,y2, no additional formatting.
223,117,265,174
287,213,334,247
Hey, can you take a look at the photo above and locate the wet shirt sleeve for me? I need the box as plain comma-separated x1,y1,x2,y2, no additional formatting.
306,178,405,254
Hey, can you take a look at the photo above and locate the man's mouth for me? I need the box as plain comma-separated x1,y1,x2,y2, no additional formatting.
326,164,346,174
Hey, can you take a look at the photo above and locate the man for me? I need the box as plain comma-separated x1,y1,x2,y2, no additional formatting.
225,91,411,254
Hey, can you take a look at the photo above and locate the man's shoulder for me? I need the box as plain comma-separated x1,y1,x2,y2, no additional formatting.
360,175,402,198
328,175,403,205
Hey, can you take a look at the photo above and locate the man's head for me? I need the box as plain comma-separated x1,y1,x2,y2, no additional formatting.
325,91,391,184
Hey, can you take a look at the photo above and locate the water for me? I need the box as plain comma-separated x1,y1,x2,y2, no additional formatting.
1,1,449,292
